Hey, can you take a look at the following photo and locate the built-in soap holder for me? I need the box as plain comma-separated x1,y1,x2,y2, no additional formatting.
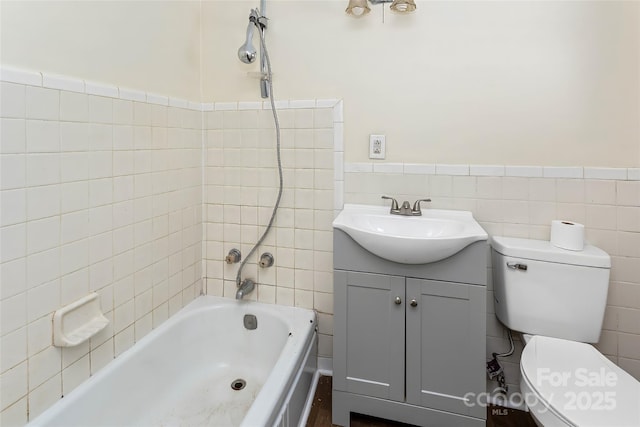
52,293,109,347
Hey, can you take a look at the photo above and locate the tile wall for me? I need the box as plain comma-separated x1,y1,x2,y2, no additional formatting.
344,164,640,394
0,75,203,425
2,66,639,422
202,100,343,361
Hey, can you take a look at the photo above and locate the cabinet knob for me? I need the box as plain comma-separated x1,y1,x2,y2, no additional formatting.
410,299,418,307
394,296,402,305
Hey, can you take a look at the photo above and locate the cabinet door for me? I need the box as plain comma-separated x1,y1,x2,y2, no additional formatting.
333,270,405,402
405,279,486,418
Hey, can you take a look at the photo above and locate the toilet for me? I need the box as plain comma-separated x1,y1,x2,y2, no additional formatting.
491,236,640,427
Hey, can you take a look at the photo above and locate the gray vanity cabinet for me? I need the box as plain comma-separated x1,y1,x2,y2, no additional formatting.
332,229,487,427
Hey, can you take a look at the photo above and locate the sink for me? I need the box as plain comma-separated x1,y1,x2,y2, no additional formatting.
333,204,488,264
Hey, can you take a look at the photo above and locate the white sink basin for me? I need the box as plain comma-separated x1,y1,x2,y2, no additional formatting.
333,204,488,264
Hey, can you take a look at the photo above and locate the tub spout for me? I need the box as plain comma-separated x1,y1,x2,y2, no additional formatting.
236,279,255,300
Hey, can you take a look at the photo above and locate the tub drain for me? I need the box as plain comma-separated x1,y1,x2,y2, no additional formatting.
231,379,246,391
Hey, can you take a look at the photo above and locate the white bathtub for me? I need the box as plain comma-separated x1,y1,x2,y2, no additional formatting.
28,296,318,427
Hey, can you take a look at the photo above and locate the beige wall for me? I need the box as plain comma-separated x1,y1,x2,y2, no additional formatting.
4,0,637,166
1,1,201,100
203,0,640,167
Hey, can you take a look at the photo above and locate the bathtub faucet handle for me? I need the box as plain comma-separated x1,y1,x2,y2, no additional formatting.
225,249,242,264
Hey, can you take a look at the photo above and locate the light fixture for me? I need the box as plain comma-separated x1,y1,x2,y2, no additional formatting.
390,0,416,13
346,0,416,17
345,0,371,17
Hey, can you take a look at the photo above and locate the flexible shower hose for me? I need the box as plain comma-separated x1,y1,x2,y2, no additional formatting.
235,20,283,289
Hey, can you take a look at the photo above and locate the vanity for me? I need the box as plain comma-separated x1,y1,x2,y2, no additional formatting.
332,204,488,427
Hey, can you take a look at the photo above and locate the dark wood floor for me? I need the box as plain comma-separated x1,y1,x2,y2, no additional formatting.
306,376,537,427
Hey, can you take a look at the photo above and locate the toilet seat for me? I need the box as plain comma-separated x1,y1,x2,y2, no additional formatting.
520,335,640,427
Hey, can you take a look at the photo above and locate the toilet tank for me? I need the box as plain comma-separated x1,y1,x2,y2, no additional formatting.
491,236,611,343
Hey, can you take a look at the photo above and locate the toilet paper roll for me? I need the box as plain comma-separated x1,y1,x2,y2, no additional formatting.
550,220,585,251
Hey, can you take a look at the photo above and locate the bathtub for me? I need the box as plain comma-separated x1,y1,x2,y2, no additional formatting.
28,296,318,427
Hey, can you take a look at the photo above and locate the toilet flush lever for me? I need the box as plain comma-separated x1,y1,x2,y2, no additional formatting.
507,262,528,271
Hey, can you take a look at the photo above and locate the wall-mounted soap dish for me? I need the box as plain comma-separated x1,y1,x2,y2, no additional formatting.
52,293,109,347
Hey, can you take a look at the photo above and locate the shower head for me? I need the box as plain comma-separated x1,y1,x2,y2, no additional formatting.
238,21,257,64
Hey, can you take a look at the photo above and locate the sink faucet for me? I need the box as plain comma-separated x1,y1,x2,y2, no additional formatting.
236,279,255,300
382,196,431,216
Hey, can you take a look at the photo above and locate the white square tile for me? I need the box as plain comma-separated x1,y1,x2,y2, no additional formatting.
27,279,60,320
0,223,26,263
528,178,556,201
0,154,26,190
61,210,89,244
60,152,89,183
27,216,60,255
28,374,61,420
27,316,52,357
26,184,60,220
89,124,113,151
26,120,59,153
617,181,640,207
113,125,134,150
60,181,88,214
25,86,59,120
0,256,26,300
1,189,26,226
133,102,151,126
0,327,27,373
60,122,89,152
585,179,617,205
88,96,113,124
0,361,28,410
113,100,133,126
61,240,89,276
1,82,26,118
89,178,112,208
88,205,113,236
0,395,28,425
28,346,61,389
62,354,90,396
88,151,112,179
0,292,27,335
26,153,59,186
60,91,88,122
1,118,26,153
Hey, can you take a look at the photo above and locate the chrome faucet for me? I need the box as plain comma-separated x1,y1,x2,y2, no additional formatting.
382,196,431,216
236,279,255,300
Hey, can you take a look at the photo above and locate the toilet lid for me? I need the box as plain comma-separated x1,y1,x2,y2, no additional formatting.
521,336,640,427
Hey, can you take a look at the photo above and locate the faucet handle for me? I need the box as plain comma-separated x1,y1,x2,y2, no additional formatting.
381,196,400,213
412,198,431,215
